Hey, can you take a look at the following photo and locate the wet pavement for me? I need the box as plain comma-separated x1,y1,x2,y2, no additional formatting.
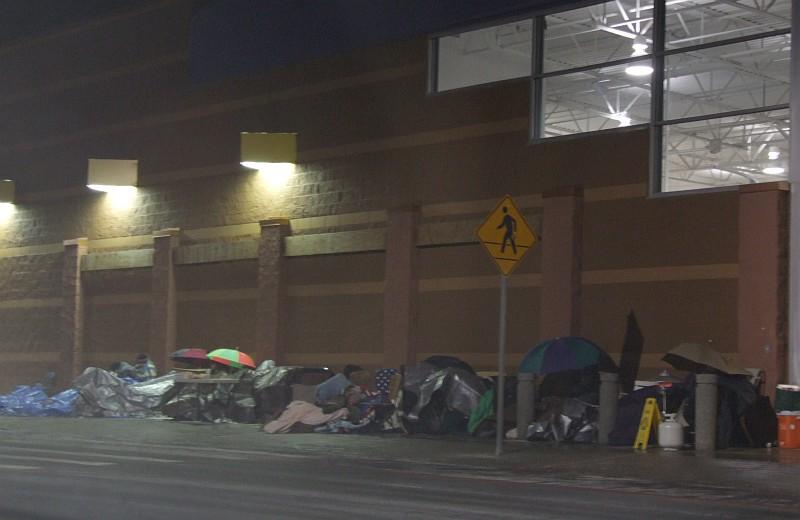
0,417,797,518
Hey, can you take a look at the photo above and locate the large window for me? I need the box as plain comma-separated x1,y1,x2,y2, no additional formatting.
658,0,791,192
432,20,533,92
662,108,790,191
539,1,655,137
542,61,652,135
430,0,792,193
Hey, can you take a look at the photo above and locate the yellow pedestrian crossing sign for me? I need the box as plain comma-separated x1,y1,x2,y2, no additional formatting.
477,195,538,276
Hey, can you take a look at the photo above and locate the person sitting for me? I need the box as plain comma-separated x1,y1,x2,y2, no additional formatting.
133,353,157,380
110,361,138,379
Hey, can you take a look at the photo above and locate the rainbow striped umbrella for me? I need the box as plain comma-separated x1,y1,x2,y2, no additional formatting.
207,348,256,369
519,337,616,375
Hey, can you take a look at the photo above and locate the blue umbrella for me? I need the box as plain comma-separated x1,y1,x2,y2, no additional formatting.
519,337,616,375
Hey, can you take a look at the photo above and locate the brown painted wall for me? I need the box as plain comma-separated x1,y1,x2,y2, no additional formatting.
285,252,384,368
0,2,753,388
177,300,257,352
582,280,738,373
417,242,541,370
583,192,739,270
580,190,739,374
83,269,151,365
175,260,258,354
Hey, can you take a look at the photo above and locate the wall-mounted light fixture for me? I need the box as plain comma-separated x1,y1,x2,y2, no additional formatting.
0,180,16,221
87,159,138,194
241,132,296,171
241,132,297,190
87,159,139,210
0,180,14,204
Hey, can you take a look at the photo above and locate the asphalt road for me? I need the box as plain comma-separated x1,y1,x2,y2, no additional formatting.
0,419,797,519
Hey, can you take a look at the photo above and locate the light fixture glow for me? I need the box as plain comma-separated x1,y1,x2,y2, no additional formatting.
95,185,139,210
609,112,632,127
0,203,14,226
0,202,15,219
87,184,138,195
255,163,295,190
625,62,654,76
241,161,296,174
762,166,785,175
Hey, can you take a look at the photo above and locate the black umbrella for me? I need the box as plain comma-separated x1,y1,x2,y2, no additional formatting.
422,355,476,375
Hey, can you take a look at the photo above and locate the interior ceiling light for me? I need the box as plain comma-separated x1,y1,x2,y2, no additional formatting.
768,147,781,161
763,165,785,175
87,159,138,193
625,37,654,77
763,146,785,175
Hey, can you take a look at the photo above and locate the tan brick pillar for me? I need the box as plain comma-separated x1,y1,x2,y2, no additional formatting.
738,182,789,395
383,206,420,369
62,237,88,386
150,228,180,374
256,218,290,364
540,186,583,339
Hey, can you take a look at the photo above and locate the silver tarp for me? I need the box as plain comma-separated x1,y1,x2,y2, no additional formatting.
406,367,486,421
72,367,176,418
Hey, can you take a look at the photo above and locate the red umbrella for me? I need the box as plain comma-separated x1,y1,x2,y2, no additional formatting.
170,348,209,362
207,348,256,369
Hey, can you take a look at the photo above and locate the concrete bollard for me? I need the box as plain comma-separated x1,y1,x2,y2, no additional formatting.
516,373,535,440
695,373,719,451
598,372,619,445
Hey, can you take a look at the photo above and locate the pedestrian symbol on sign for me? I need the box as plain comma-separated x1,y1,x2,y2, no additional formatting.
497,206,517,254
476,195,537,276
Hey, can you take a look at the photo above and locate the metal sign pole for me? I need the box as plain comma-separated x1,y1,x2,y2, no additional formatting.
495,274,508,456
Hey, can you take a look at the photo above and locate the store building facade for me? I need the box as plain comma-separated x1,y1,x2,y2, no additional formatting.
0,0,795,393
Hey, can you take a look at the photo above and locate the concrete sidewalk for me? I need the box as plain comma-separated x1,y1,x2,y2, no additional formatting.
1,416,799,507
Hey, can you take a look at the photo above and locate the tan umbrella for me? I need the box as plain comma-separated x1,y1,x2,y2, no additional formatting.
662,343,749,375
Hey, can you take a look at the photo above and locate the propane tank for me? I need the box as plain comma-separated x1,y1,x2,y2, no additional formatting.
658,413,684,450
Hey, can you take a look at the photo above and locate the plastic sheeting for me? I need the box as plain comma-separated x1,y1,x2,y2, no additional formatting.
73,367,176,418
402,366,487,434
0,385,78,416
252,362,331,422
253,361,289,390
407,368,485,420
525,397,598,443
160,369,254,423
160,362,332,423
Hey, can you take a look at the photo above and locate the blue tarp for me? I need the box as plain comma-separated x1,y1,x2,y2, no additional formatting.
0,385,79,417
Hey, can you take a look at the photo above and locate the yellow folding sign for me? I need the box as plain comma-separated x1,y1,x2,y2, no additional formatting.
633,397,662,450
476,195,538,276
